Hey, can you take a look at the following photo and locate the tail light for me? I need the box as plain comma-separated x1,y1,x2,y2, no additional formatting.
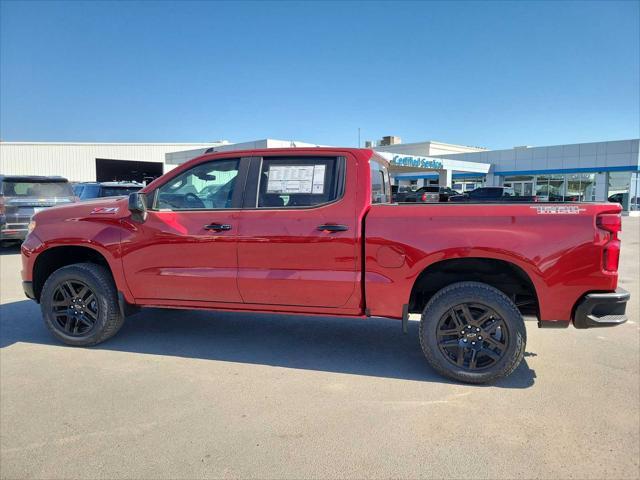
597,214,622,234
421,193,427,202
597,213,622,272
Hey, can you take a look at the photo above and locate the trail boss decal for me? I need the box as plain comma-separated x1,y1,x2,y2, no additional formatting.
531,205,586,215
90,207,119,215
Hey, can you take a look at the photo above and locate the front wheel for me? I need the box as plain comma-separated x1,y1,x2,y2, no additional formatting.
40,263,125,346
419,282,526,384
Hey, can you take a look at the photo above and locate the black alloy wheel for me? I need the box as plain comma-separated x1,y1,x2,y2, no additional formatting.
435,303,509,371
40,263,125,346
50,280,99,336
419,281,526,384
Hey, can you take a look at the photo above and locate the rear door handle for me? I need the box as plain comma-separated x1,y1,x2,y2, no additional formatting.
204,223,232,231
317,224,349,232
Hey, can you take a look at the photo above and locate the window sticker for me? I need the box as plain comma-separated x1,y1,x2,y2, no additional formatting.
312,165,326,194
267,165,325,194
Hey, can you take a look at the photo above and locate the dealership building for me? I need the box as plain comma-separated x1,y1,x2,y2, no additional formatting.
377,138,640,212
1,136,638,212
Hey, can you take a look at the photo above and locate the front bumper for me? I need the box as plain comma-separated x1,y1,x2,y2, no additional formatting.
573,288,630,329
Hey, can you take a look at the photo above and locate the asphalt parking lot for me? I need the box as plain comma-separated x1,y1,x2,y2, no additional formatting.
1,218,638,480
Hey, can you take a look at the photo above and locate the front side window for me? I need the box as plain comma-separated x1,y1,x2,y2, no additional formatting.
257,157,342,208
155,159,239,210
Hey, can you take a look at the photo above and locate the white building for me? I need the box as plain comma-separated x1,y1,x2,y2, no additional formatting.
0,141,229,183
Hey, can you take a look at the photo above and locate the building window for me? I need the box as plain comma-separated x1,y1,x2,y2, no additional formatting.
608,171,632,209
453,176,485,193
549,175,565,201
503,175,534,197
631,173,640,211
535,175,565,201
566,173,595,202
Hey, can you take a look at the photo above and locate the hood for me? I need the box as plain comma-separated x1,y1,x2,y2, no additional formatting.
33,196,130,223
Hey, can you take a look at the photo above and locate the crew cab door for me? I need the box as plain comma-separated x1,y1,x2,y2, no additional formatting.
235,155,359,308
121,158,245,303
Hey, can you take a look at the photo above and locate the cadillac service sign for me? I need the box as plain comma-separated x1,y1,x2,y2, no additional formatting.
390,155,444,170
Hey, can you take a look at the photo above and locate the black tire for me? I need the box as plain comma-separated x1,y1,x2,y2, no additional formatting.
419,281,526,384
40,263,125,346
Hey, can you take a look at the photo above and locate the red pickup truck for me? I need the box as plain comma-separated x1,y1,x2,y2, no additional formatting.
20,148,629,383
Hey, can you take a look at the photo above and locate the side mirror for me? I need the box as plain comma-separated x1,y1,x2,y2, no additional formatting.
128,192,148,223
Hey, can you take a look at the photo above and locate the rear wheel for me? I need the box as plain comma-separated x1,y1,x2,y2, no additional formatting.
40,263,125,346
419,281,526,384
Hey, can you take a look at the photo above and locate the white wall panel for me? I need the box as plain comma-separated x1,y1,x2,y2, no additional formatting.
0,142,215,181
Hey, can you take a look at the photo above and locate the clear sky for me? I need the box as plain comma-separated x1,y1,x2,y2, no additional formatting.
1,0,638,149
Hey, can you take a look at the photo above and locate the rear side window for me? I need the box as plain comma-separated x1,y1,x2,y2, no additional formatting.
2,180,73,198
77,184,100,199
370,159,390,204
257,157,343,208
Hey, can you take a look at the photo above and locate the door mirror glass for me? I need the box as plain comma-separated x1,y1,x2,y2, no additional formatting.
128,192,147,222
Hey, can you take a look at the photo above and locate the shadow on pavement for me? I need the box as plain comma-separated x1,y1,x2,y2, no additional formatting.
0,299,536,388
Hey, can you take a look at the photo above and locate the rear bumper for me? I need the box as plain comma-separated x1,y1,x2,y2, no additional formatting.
573,288,630,329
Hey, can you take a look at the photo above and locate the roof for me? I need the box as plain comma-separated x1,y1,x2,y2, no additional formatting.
0,175,68,182
0,141,227,146
78,181,143,187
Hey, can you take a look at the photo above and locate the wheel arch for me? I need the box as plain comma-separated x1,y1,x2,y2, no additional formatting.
408,257,540,319
32,245,116,302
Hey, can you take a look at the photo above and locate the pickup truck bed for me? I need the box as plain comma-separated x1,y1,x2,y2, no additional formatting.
20,147,629,383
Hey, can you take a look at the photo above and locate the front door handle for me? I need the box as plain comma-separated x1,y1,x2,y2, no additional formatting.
204,223,232,231
317,224,349,232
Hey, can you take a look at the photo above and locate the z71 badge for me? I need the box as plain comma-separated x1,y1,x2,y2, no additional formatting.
90,207,119,215
531,205,586,215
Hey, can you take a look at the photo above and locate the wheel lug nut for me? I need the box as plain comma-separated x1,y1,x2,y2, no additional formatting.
476,328,480,332
478,336,482,340
463,339,467,343
472,341,476,345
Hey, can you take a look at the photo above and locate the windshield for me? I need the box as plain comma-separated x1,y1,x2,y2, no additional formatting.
101,186,141,197
2,180,73,198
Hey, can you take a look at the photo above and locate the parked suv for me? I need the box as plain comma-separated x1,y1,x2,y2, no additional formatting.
73,181,143,201
391,185,412,202
401,186,459,203
1,175,75,244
